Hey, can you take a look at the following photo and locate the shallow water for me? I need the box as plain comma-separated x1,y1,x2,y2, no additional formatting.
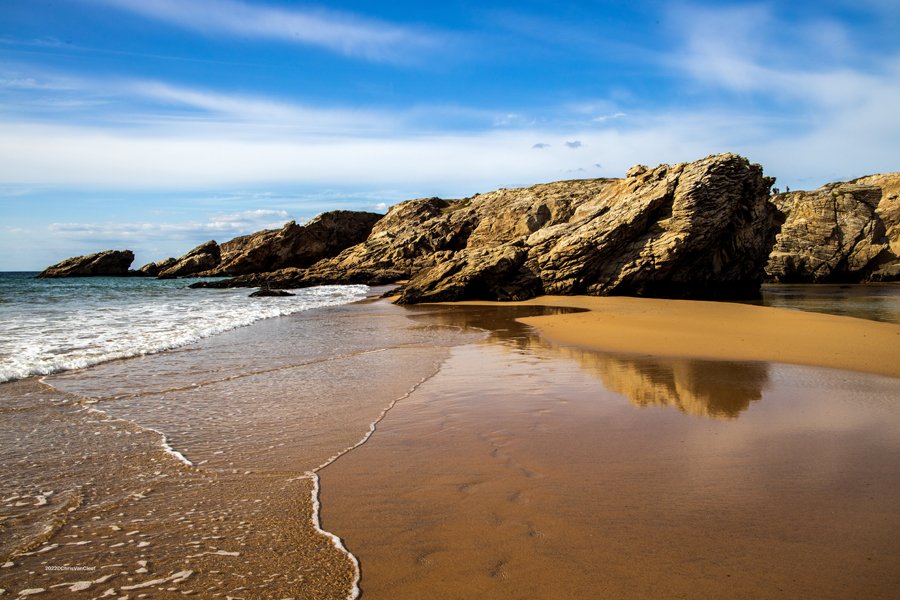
0,299,485,598
1,292,899,598
754,282,900,324
0,272,370,382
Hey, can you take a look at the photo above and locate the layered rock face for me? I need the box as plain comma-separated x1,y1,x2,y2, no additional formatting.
201,211,382,276
37,250,135,278
136,257,177,277
766,174,900,282
197,153,778,302
140,211,382,279
157,240,221,279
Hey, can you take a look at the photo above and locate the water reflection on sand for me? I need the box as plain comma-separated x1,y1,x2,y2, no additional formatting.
407,304,770,420
321,302,900,599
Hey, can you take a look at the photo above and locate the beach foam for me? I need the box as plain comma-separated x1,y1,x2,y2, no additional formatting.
0,275,369,383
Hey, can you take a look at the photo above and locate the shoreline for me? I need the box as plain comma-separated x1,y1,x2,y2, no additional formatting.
441,295,900,379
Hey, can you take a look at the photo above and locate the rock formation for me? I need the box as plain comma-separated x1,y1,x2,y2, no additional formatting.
157,240,221,279
37,250,135,278
766,173,900,282
248,289,295,297
194,153,778,303
136,257,177,277
199,211,382,277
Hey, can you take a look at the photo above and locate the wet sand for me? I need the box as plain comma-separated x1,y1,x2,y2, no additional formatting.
0,299,481,598
321,302,900,599
3,294,900,598
462,295,900,378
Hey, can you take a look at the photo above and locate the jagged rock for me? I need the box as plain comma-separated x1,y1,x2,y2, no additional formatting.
137,257,177,277
195,153,777,303
626,164,648,178
37,250,135,278
248,289,295,297
157,241,220,279
199,211,382,277
765,174,900,282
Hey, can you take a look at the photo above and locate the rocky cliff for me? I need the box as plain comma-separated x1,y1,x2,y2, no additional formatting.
195,153,778,302
136,257,177,277
37,250,135,278
199,211,382,277
157,240,221,279
133,210,383,279
766,173,900,282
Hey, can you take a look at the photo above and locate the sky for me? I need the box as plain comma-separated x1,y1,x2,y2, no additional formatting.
1,0,899,270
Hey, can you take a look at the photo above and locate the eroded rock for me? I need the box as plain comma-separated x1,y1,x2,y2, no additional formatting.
766,173,900,282
195,153,778,303
37,250,135,278
200,211,382,277
157,240,220,279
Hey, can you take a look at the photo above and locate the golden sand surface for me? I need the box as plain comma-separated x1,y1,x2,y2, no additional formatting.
321,302,900,599
450,296,900,378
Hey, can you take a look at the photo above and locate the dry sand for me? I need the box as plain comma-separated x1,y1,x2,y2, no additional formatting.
450,295,900,378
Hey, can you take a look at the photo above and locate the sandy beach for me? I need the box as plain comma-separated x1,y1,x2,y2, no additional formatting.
3,291,899,598
455,295,900,378
320,295,900,599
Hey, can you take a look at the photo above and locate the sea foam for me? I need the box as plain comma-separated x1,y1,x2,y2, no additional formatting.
0,275,369,383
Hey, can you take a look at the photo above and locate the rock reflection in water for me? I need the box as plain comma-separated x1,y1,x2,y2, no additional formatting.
406,304,769,419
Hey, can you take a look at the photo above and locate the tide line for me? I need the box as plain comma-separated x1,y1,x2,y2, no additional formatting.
43,374,197,470
307,357,447,600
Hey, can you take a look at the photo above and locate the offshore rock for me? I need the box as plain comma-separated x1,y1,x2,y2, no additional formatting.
766,173,900,282
248,289,295,297
37,250,135,278
199,211,383,277
195,153,777,303
157,241,220,279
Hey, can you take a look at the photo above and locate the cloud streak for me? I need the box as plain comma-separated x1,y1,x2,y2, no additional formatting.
83,0,441,62
49,209,292,242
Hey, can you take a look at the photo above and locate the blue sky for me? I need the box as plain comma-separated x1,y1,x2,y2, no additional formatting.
2,0,899,270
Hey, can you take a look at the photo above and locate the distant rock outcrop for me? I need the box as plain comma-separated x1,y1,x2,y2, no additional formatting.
248,289,295,297
199,211,383,277
194,153,778,303
157,240,221,279
37,250,135,278
136,257,177,277
766,174,900,282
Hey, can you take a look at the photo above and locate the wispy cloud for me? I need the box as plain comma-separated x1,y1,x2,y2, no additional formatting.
50,208,292,242
665,3,900,181
83,0,443,62
128,80,402,134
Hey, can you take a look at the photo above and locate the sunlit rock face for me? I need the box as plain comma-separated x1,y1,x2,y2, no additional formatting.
37,250,135,278
766,173,900,283
197,153,778,302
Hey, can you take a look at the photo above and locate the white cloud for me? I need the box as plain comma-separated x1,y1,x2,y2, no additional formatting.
128,80,401,134
49,209,292,243
592,112,626,123
84,0,441,62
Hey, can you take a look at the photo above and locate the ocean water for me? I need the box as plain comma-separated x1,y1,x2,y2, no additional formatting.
0,272,370,383
756,282,900,324
0,277,485,598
